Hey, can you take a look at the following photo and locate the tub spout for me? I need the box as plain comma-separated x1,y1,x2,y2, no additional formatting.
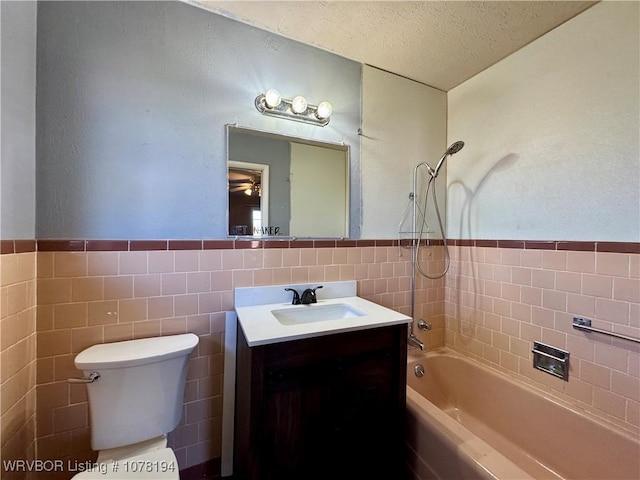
408,333,425,351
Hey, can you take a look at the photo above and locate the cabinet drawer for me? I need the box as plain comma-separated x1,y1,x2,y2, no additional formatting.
264,347,395,395
262,323,401,367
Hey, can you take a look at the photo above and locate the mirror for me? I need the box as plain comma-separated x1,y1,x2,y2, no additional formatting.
227,126,350,238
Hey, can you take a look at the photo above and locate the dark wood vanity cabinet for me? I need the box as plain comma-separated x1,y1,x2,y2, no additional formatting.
234,323,408,480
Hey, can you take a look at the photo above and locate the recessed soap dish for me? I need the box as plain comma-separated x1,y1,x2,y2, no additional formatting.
532,341,570,381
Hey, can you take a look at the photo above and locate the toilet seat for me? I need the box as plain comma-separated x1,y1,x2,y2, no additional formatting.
71,447,179,479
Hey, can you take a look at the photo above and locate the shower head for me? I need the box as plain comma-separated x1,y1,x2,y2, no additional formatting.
432,141,465,178
446,141,465,155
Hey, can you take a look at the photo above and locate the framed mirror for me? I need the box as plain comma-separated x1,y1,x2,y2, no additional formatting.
227,126,350,238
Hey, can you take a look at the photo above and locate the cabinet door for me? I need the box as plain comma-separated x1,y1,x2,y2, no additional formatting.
262,348,403,479
235,324,408,480
262,360,337,479
331,349,405,479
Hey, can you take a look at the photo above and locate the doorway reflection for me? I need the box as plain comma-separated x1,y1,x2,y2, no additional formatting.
228,164,268,236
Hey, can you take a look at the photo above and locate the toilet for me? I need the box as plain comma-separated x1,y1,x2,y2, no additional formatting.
70,333,199,479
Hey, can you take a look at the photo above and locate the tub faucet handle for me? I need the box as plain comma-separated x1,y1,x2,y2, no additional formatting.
418,319,432,331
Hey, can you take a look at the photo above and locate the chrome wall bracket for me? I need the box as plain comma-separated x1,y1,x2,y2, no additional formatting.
573,316,640,344
532,342,569,381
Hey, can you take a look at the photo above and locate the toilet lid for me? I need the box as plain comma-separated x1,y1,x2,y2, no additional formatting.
71,448,179,479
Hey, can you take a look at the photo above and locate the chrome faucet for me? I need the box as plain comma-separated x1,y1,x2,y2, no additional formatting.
300,285,323,305
408,332,425,351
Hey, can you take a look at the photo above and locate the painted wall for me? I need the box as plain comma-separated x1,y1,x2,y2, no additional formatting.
0,0,37,239
36,1,362,240
361,66,447,240
447,1,640,242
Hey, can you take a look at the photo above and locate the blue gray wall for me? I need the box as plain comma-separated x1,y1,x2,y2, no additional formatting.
1,1,37,239
36,1,362,239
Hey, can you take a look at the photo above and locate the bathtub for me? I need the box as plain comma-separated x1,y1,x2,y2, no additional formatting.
405,349,639,480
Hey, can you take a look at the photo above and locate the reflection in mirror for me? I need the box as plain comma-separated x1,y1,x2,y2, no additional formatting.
227,126,349,238
228,161,270,236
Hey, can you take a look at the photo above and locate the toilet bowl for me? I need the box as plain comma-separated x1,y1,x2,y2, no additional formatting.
70,334,199,479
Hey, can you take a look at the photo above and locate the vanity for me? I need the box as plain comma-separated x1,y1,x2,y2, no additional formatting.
233,281,411,479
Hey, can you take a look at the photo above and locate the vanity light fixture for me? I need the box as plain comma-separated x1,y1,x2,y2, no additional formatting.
255,89,332,126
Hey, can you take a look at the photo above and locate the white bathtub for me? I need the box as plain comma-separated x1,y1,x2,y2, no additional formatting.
405,349,639,480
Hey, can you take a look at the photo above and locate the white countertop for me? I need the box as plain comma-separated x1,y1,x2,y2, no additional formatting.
235,283,412,346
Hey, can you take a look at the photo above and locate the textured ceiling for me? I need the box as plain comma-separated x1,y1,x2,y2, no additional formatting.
192,0,597,91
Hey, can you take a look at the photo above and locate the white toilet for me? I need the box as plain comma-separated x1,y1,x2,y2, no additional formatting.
70,333,199,479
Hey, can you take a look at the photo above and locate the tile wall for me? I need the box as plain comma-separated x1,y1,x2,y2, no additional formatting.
1,238,638,479
1,244,38,480
31,240,443,478
445,242,640,434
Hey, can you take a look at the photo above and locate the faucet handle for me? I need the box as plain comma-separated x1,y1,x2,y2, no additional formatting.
301,286,323,304
311,285,324,301
417,319,432,331
284,288,301,305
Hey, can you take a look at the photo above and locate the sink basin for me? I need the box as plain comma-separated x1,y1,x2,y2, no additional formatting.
271,303,366,326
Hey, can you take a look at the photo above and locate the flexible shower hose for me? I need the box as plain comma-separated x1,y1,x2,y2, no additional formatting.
415,175,450,279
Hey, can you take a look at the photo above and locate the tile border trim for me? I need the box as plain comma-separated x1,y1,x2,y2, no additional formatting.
1,240,37,254
1,239,639,254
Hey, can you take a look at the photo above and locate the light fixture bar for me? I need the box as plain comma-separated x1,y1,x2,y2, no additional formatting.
255,91,331,127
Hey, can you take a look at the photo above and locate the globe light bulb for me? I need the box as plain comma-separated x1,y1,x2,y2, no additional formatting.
264,89,281,109
316,101,332,120
291,96,308,114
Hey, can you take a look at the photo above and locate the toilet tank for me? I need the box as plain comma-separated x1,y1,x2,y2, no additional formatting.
74,333,199,450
